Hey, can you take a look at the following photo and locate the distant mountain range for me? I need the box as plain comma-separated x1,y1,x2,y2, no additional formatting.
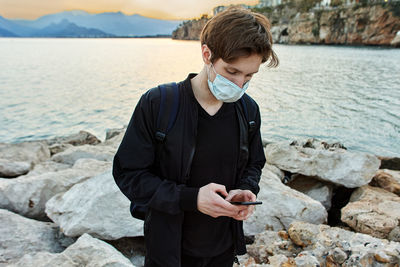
0,10,183,37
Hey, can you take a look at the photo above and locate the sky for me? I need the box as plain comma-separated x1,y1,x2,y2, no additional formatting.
0,0,259,20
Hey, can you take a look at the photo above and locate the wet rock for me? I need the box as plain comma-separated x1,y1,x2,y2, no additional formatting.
244,167,327,235
45,171,143,240
0,209,66,265
10,233,134,267
341,185,400,239
265,139,380,188
370,169,400,196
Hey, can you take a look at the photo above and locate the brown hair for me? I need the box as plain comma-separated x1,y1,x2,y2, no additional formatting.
200,7,279,67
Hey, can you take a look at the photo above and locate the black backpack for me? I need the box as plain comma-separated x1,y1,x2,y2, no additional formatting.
155,82,257,143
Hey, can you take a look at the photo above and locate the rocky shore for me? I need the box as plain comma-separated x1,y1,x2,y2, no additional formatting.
1,129,400,266
172,2,400,47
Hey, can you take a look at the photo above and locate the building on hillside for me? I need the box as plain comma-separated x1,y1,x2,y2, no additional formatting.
256,0,282,7
213,4,251,15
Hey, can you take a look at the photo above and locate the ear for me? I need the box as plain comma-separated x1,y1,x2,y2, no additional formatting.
201,44,212,65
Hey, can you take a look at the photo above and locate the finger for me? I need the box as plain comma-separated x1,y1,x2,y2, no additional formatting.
213,184,228,198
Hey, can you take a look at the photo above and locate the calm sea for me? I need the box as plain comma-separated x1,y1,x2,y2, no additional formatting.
0,38,399,157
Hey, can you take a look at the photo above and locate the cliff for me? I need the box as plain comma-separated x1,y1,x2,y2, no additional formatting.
172,16,208,40
172,2,400,47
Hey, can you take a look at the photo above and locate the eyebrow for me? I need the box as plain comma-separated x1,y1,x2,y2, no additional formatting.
225,66,258,75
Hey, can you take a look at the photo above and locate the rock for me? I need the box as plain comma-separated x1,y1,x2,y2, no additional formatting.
287,221,400,266
263,162,285,181
45,130,101,146
172,15,208,40
10,233,134,267
0,159,111,219
26,160,70,176
99,131,124,150
243,166,327,235
105,127,126,140
51,144,115,165
0,141,50,177
388,227,400,242
370,169,400,196
390,31,400,47
341,185,400,239
287,174,334,210
378,156,400,170
0,209,68,264
48,143,74,156
247,230,302,263
294,251,320,267
0,159,31,178
45,171,143,240
265,139,380,188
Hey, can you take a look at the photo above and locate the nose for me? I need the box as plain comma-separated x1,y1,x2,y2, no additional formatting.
234,76,247,89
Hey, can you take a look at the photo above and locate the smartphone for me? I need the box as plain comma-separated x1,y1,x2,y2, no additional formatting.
230,201,262,205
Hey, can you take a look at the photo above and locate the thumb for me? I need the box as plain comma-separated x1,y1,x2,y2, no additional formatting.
213,184,228,198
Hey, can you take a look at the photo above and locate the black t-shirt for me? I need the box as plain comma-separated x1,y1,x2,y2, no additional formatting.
182,101,239,257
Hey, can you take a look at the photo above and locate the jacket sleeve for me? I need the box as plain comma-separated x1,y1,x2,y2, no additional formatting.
112,90,196,215
237,103,266,195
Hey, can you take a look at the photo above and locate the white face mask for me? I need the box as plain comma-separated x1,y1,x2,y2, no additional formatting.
207,64,249,103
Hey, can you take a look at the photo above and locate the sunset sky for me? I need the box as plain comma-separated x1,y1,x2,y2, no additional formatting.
0,0,259,20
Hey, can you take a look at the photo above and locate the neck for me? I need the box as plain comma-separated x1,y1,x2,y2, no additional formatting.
191,65,221,107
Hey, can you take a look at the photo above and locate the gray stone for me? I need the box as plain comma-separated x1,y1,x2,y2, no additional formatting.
287,174,334,210
0,209,66,265
106,127,126,141
341,185,400,239
10,233,134,267
0,159,111,219
244,167,327,235
45,130,101,146
0,159,31,178
45,171,143,240
51,144,115,165
26,160,70,176
265,139,380,188
0,141,50,176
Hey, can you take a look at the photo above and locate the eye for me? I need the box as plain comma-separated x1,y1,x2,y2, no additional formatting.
227,70,237,75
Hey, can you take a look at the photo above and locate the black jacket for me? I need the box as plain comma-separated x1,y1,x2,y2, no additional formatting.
112,74,266,266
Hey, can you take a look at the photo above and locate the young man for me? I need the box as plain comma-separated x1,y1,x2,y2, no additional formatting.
113,7,278,267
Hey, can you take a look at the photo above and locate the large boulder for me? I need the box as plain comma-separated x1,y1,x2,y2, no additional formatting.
243,167,327,235
45,171,143,240
0,209,71,265
0,141,50,177
9,233,135,267
51,144,115,165
247,221,400,266
341,185,400,240
265,139,380,188
370,169,400,196
25,160,70,177
0,158,112,219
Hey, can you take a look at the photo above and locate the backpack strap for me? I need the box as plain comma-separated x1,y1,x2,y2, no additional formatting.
155,82,179,142
240,95,256,133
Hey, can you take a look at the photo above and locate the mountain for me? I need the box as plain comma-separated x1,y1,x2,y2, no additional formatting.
33,19,114,37
0,27,18,37
0,15,36,36
7,10,182,37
